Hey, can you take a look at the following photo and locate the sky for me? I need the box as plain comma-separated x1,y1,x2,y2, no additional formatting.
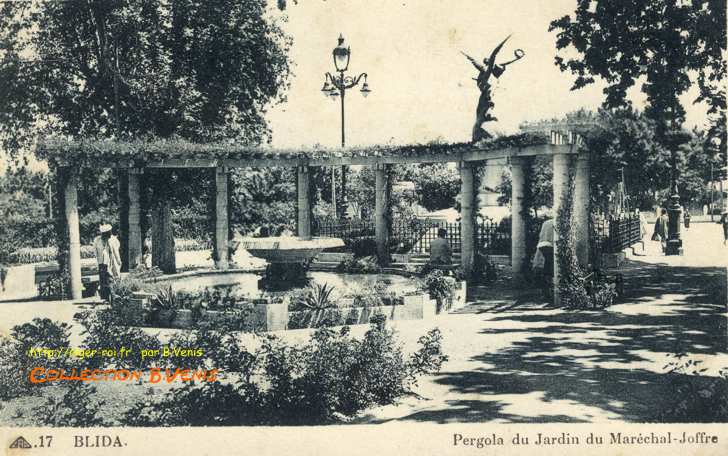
265,0,711,149
0,0,714,174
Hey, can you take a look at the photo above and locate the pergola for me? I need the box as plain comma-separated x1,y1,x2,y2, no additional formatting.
37,131,590,304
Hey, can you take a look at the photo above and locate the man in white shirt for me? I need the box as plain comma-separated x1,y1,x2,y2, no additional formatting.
93,224,121,300
537,218,554,282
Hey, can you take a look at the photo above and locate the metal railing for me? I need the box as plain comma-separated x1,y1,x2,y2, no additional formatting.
313,216,513,256
591,214,642,257
312,217,375,239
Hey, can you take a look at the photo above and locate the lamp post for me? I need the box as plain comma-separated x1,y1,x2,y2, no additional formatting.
321,34,371,218
665,127,688,256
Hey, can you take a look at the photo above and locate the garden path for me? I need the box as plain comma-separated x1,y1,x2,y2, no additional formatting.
0,223,725,424
354,221,728,423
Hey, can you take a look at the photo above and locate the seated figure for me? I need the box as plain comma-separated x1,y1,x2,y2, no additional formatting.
429,228,453,266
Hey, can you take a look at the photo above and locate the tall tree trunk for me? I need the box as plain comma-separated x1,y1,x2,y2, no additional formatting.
152,201,176,274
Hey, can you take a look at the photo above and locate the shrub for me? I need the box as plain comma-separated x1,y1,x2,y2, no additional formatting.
124,381,257,426
0,336,28,400
347,237,378,258
0,319,72,400
75,309,163,371
123,317,448,426
423,270,454,312
195,286,245,311
174,238,213,252
588,280,617,308
36,382,107,427
658,354,728,422
37,271,71,299
335,256,382,274
108,274,160,325
128,265,164,280
7,240,207,266
8,245,96,265
343,280,400,308
472,253,497,284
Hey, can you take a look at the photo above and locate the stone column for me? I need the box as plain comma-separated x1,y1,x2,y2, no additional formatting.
296,165,312,240
573,153,590,267
151,201,176,274
459,161,476,278
127,169,143,270
552,153,571,306
215,167,229,270
64,170,82,300
374,163,389,265
117,170,129,272
510,157,528,282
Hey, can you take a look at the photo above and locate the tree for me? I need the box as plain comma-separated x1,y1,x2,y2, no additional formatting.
496,156,553,216
0,0,291,150
550,1,726,153
582,108,670,211
229,167,296,234
0,0,291,271
512,108,719,214
409,164,460,212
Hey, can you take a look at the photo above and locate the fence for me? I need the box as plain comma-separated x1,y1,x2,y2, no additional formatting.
315,213,645,264
312,218,375,239
313,216,513,256
590,214,642,258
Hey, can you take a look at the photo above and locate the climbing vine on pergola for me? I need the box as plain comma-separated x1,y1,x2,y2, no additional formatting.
38,131,588,307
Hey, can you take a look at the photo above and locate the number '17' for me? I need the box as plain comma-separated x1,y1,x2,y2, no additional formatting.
39,435,53,447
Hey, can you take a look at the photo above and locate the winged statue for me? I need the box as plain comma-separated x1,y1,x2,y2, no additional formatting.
462,35,525,142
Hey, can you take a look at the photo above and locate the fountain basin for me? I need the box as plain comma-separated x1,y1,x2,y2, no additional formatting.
237,236,344,263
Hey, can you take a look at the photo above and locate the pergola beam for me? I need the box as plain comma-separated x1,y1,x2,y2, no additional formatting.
46,144,577,169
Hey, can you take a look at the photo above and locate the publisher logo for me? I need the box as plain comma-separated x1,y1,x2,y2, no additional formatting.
9,436,32,449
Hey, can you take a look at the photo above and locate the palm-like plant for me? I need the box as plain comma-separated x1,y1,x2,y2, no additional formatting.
300,283,337,310
154,285,178,310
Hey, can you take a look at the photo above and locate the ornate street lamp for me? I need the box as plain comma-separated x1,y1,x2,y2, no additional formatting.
320,34,371,218
664,128,690,255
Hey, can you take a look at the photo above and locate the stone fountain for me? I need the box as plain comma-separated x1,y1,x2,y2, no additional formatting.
236,236,344,263
236,236,344,290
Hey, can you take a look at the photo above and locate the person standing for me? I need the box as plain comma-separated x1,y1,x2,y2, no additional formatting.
108,227,122,278
684,211,691,230
721,211,728,246
0,263,6,293
537,218,555,288
94,224,121,300
653,208,669,253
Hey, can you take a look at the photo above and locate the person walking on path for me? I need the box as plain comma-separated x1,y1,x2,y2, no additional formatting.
94,224,121,300
721,211,728,246
684,211,691,229
653,208,669,253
